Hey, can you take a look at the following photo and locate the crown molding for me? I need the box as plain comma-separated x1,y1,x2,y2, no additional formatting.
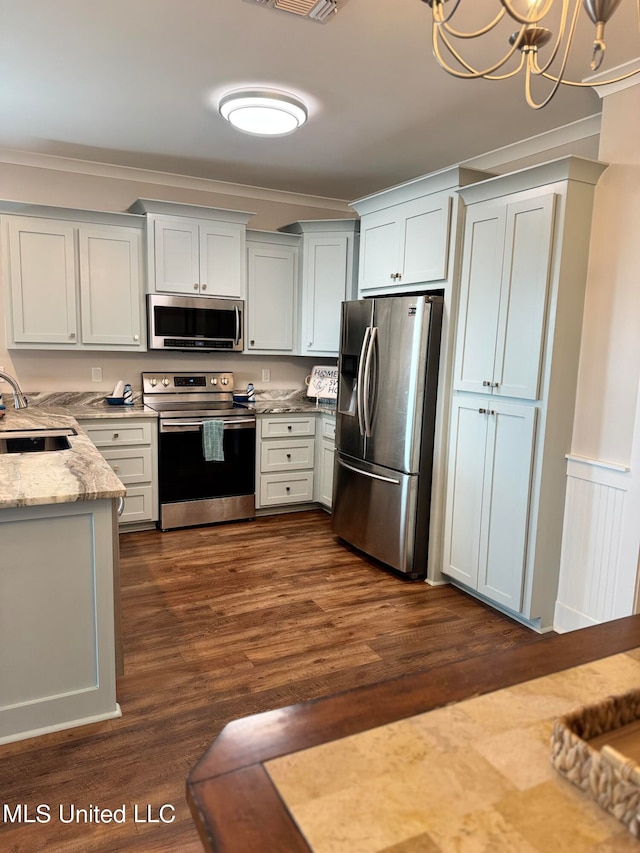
460,114,601,172
0,147,352,212
584,57,640,99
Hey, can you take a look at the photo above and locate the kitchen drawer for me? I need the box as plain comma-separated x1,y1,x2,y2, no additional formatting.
120,485,154,524
260,439,315,474
101,447,153,485
321,417,336,441
83,421,153,448
260,416,316,439
259,472,314,506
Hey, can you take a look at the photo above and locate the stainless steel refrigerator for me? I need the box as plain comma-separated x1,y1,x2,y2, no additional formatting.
332,294,443,579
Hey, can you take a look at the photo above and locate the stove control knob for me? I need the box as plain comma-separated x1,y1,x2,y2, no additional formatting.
149,378,157,387
221,377,228,386
162,378,170,387
211,378,218,386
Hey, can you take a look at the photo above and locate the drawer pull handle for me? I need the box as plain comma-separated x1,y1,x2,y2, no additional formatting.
286,453,291,459
287,425,292,431
285,486,290,492
113,433,119,439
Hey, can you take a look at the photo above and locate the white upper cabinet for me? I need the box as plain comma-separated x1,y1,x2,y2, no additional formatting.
279,219,359,357
3,214,145,351
246,231,299,354
454,193,556,401
128,199,254,300
357,194,451,292
351,167,489,296
78,226,143,347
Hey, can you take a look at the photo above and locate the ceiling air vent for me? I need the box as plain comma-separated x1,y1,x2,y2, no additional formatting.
244,0,345,23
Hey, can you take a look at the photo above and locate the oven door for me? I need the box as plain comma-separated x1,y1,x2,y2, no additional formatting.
158,416,255,504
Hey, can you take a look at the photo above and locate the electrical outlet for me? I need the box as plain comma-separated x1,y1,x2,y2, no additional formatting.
261,368,271,382
91,367,103,383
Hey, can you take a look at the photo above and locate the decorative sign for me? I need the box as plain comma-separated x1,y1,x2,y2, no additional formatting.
306,365,338,399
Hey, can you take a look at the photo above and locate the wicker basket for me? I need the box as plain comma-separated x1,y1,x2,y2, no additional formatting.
551,688,640,837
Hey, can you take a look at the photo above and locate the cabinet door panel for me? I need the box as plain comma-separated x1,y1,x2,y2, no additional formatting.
494,195,555,400
302,234,348,354
358,211,399,291
478,402,536,611
401,195,451,283
246,244,296,351
443,397,488,587
79,227,142,347
453,205,505,393
199,223,244,298
8,218,77,344
154,219,199,294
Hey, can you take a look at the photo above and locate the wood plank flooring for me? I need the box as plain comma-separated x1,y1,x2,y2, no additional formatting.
0,509,548,852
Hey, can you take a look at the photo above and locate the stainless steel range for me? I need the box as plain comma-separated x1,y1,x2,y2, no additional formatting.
142,371,256,531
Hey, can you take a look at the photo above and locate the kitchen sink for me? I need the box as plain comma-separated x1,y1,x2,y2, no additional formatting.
0,427,76,454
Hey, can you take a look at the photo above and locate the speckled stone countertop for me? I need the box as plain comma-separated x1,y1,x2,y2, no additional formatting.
0,401,127,509
252,389,336,416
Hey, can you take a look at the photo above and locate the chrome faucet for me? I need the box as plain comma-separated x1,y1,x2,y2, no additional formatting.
0,370,28,409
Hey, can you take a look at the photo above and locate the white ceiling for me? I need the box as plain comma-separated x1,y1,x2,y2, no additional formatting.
0,0,638,200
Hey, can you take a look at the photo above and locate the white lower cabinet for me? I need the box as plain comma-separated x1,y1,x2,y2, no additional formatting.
81,418,158,526
0,499,120,744
257,414,316,509
444,397,536,613
316,414,336,509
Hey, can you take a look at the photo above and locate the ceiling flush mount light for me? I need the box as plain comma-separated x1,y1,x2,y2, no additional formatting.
419,0,640,109
219,89,308,136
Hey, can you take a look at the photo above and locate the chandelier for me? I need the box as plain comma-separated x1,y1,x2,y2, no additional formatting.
420,0,640,108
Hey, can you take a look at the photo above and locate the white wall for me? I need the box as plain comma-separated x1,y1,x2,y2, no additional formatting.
0,155,351,393
555,82,640,632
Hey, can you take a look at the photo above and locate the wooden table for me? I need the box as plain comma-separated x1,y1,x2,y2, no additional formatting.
186,615,640,852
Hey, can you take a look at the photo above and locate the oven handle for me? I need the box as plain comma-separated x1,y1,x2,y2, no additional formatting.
160,418,256,433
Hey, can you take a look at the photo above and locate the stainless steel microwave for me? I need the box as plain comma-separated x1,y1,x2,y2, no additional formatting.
147,294,244,352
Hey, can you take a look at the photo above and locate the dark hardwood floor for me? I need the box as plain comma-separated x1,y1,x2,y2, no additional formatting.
0,509,548,852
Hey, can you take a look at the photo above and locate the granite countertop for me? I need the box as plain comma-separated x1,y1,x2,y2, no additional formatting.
252,389,336,416
0,405,126,509
10,391,158,420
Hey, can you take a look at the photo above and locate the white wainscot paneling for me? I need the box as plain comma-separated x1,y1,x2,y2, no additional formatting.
554,455,633,632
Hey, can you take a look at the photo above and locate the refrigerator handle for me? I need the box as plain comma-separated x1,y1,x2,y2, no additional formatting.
356,326,371,437
338,457,401,485
363,326,377,437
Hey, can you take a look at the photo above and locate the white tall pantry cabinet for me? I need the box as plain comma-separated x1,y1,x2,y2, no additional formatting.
443,158,607,630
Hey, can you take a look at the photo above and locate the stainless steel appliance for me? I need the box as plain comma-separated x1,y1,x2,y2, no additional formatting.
142,371,255,530
147,294,244,352
332,295,443,579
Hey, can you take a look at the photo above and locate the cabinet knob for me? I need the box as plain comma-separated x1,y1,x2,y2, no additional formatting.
285,486,290,492
194,283,199,290
113,433,119,439
490,381,500,388
483,380,490,386
287,425,293,431
201,283,207,291
113,465,120,473
133,334,139,341
479,408,487,415
286,453,291,459
250,340,255,346
69,332,76,339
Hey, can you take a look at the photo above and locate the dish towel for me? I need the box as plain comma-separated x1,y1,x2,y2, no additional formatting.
202,420,225,462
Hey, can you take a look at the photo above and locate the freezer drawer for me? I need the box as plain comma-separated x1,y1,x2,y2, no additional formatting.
332,453,421,577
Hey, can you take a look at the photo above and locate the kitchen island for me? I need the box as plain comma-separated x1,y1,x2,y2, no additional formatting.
0,405,126,744
187,615,640,852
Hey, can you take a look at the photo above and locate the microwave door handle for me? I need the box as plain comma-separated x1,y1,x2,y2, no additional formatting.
234,305,241,346
356,326,370,437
